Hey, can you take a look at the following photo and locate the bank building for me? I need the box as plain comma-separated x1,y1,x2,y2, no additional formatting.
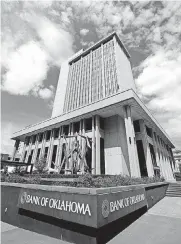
11,32,175,181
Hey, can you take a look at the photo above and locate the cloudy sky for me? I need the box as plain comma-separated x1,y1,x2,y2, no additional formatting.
1,0,181,153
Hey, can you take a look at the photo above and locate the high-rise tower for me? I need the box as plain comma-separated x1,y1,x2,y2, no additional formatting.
11,32,175,181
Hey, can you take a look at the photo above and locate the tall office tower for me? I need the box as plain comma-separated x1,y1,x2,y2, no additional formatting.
11,32,176,181
52,34,136,117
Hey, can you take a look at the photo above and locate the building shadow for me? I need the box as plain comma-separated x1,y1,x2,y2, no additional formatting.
18,206,147,244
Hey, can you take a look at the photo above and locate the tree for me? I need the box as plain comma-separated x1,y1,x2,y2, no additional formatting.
34,156,47,174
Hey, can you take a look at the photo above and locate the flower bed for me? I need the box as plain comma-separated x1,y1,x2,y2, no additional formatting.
1,172,165,188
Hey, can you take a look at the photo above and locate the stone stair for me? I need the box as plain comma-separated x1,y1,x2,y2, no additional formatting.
166,183,181,197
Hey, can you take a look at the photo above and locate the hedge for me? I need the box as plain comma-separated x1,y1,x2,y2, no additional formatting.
1,173,165,188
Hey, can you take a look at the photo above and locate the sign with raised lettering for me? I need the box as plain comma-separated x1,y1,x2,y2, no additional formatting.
97,188,147,227
18,187,147,228
18,188,97,227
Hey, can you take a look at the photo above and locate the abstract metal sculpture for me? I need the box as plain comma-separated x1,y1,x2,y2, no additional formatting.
58,133,92,174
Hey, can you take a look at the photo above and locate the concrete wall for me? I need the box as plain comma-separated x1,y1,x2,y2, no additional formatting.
114,38,136,93
51,61,69,118
104,115,130,175
145,184,168,209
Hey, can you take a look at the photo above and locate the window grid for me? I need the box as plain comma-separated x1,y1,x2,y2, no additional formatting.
64,39,118,112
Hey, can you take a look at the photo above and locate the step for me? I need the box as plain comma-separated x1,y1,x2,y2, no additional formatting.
166,194,181,197
167,190,181,192
166,193,181,195
166,195,181,198
167,188,181,191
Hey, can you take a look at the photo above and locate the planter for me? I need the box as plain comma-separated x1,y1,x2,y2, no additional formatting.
1,182,168,229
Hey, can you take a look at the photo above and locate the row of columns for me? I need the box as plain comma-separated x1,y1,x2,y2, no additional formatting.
12,105,175,180
123,105,175,180
14,115,101,174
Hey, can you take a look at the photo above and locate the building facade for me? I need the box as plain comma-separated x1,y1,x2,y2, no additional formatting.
11,32,175,181
173,149,181,173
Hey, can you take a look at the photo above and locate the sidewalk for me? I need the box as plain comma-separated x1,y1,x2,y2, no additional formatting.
108,197,181,244
1,222,69,244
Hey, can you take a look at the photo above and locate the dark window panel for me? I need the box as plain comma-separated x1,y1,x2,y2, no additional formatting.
133,120,140,133
85,118,92,131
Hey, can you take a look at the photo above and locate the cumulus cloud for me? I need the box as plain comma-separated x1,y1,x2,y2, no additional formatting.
0,122,20,154
22,14,74,66
38,86,54,100
2,41,48,95
80,28,89,36
1,4,74,99
136,50,181,147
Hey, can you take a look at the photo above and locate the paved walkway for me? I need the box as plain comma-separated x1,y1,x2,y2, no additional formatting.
108,197,181,244
1,222,69,244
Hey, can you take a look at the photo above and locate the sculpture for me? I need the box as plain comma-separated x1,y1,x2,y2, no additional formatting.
58,133,92,174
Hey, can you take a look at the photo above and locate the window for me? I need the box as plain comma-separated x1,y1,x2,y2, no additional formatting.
36,148,41,160
54,128,59,139
26,137,30,145
146,126,152,138
74,122,80,133
85,118,92,131
15,158,20,162
32,135,36,144
44,147,49,159
46,131,51,141
133,120,140,133
39,133,43,142
63,125,69,135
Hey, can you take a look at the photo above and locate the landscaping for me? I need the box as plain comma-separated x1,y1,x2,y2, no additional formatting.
1,171,165,188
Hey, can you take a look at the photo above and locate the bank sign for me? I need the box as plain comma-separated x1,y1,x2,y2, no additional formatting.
19,191,91,216
18,187,147,228
98,187,147,226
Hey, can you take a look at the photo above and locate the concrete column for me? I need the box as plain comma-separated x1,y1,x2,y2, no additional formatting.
139,120,154,177
40,132,47,158
20,140,26,161
92,116,96,174
47,130,55,168
31,134,40,165
70,123,74,171
152,133,159,167
68,125,71,150
95,115,101,174
123,106,140,177
12,140,20,160
146,145,155,177
25,137,32,163
65,125,71,173
81,119,86,174
55,127,63,169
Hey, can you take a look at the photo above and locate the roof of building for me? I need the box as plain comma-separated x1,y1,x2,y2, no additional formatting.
11,89,175,148
69,31,131,64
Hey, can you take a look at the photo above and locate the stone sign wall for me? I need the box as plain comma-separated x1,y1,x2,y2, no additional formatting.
17,186,147,228
97,188,147,227
18,188,97,227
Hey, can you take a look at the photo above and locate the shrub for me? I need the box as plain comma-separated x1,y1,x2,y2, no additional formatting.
1,172,165,187
1,173,41,184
